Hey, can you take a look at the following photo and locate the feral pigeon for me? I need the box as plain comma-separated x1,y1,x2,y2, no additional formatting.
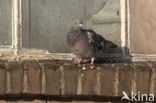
67,20,117,66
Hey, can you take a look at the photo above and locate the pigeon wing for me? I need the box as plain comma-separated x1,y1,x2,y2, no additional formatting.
86,30,105,51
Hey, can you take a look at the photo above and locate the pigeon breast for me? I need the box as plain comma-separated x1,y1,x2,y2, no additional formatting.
67,28,94,58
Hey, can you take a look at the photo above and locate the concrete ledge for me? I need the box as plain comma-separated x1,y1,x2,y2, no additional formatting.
0,60,154,97
0,60,155,103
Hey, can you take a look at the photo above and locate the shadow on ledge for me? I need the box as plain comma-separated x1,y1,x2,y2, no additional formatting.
77,47,132,64
95,47,132,63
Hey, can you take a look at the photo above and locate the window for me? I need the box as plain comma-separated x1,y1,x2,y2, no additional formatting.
3,0,153,61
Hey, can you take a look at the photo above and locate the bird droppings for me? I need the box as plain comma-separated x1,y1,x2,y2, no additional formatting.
90,66,93,69
82,67,86,70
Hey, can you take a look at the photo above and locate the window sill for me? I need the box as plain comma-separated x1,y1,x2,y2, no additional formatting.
0,60,154,97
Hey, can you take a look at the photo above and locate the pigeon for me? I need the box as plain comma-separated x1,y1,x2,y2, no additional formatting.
67,20,117,66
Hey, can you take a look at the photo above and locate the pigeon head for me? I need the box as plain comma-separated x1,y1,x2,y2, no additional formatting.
70,20,83,33
67,20,84,44
75,20,83,27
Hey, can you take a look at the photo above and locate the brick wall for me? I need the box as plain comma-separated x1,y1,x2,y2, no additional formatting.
0,60,155,102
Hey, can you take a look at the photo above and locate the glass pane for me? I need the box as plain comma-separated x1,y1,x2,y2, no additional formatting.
22,0,121,54
0,0,12,46
130,0,156,54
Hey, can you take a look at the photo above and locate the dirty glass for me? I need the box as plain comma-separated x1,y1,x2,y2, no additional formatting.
129,0,156,54
22,0,121,54
0,0,12,46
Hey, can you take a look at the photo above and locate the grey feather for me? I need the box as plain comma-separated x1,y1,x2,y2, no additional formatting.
67,21,117,60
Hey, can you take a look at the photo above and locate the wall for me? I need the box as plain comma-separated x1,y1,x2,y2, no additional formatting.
0,60,155,102
129,0,156,54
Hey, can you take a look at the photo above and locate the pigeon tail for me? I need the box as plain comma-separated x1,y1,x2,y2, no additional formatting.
105,40,118,49
110,43,117,48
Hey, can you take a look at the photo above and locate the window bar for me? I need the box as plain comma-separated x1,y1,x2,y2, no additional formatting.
13,0,22,56
126,0,131,55
120,0,127,56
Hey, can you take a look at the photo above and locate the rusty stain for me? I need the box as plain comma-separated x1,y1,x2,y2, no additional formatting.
39,63,46,94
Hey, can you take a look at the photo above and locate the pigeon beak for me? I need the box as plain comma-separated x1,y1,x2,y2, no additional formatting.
79,24,83,27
